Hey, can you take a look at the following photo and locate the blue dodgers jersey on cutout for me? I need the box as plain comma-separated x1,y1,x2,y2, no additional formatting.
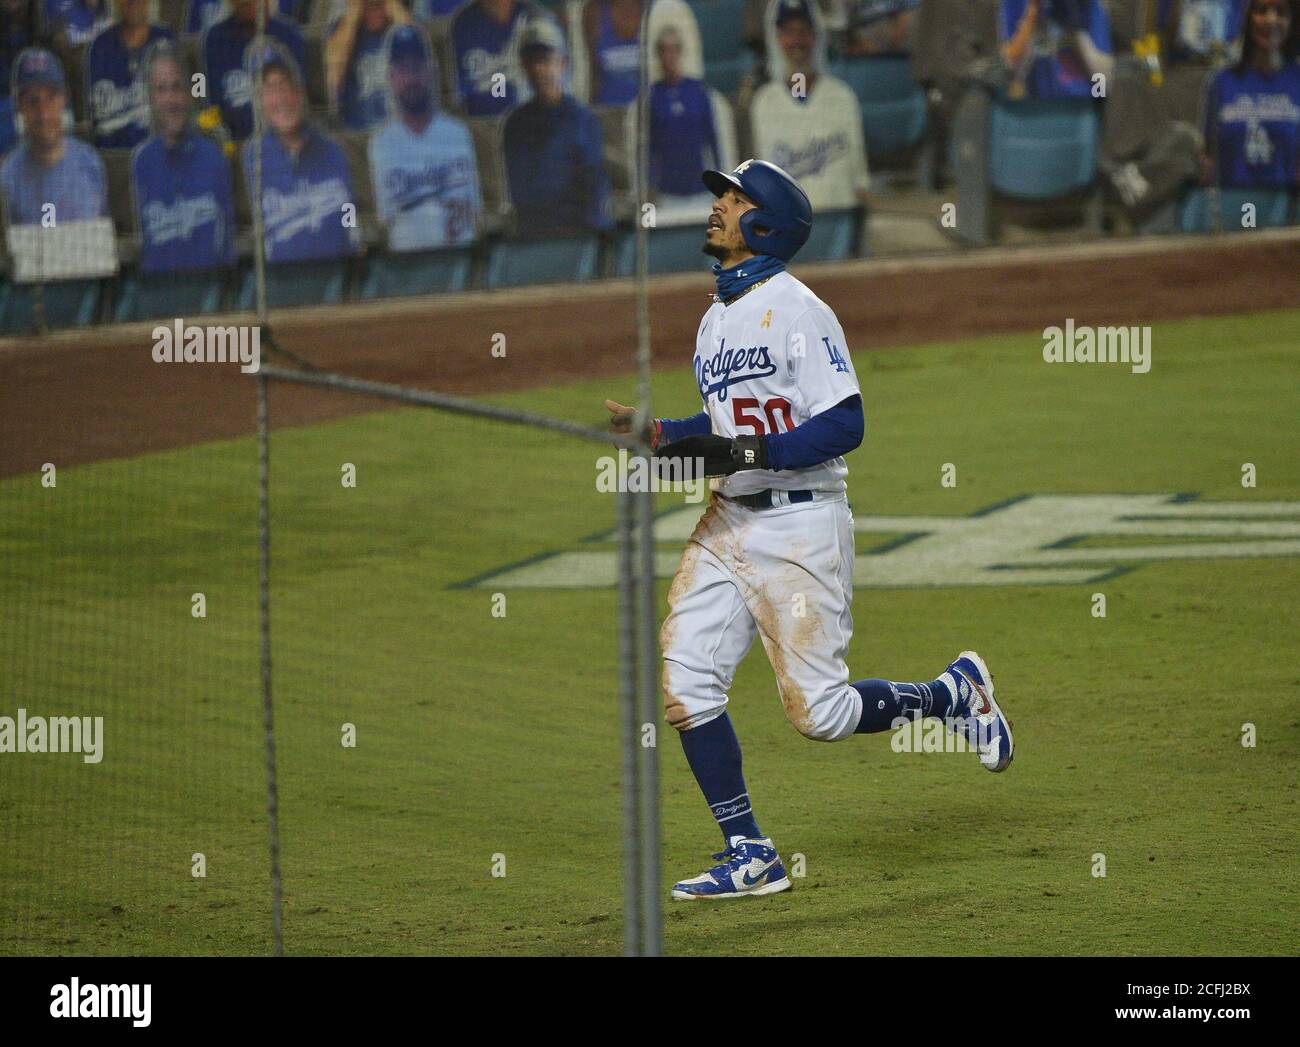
503,95,613,232
648,78,720,196
414,0,468,16
851,0,920,26
591,0,639,106
187,0,296,35
369,111,482,250
452,1,533,116
202,15,306,141
45,0,108,45
1000,0,1112,99
1204,64,1300,190
334,22,391,131
0,137,108,224
86,23,175,149
1158,0,1246,60
243,126,358,263
131,128,236,273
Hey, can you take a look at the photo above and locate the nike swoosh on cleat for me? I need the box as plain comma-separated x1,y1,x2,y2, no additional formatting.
962,671,992,715
741,869,768,887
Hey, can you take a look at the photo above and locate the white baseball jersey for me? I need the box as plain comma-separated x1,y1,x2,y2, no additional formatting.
749,77,871,210
662,268,867,744
694,269,861,498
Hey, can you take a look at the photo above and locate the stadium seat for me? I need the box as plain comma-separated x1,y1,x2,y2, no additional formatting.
687,0,751,94
0,97,15,158
467,117,510,222
1179,188,1295,233
335,130,377,228
611,225,715,276
798,207,861,262
593,104,635,199
989,98,1100,200
950,89,1102,245
829,55,927,160
113,269,227,322
484,234,601,288
911,0,1000,187
360,247,474,298
912,0,1001,92
179,34,201,84
0,280,102,334
101,150,136,237
304,29,329,109
1107,0,1146,55
158,0,187,35
424,15,460,112
235,260,351,309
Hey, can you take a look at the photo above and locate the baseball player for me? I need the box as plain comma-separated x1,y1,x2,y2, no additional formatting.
605,159,1014,901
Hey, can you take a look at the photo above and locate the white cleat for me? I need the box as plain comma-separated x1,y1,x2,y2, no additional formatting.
945,650,1014,772
670,837,792,901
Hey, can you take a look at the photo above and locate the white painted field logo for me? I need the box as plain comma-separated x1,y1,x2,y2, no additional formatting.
0,709,103,763
461,494,1300,589
151,319,260,373
50,978,150,1027
1043,319,1151,373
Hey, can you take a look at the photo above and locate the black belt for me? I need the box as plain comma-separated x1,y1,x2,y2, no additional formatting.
725,489,814,510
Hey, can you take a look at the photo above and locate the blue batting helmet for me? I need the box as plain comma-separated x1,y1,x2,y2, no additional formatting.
702,159,812,262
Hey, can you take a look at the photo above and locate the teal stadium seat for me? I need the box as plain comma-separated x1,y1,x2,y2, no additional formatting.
484,235,601,289
989,98,1099,200
113,269,227,322
360,247,474,299
687,0,751,94
797,208,859,262
829,56,927,159
236,260,351,310
0,279,102,334
612,225,714,276
1179,188,1295,233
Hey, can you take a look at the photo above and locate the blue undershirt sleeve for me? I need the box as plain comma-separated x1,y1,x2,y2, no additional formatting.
763,395,864,472
657,411,712,444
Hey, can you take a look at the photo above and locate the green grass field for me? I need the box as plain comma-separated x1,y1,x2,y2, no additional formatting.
2,309,1297,955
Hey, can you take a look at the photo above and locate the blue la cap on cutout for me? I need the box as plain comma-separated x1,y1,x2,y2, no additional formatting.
774,0,814,27
13,48,66,95
245,40,299,85
388,24,431,66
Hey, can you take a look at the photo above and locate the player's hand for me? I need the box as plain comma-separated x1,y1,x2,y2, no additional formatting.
654,434,768,479
604,399,660,449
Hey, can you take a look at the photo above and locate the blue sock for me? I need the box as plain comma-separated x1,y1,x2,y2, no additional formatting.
852,675,959,734
678,712,762,844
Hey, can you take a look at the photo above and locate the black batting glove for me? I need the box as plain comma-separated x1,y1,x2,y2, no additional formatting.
654,434,769,479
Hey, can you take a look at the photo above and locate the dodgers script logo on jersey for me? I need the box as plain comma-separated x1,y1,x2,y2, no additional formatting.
695,341,778,403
